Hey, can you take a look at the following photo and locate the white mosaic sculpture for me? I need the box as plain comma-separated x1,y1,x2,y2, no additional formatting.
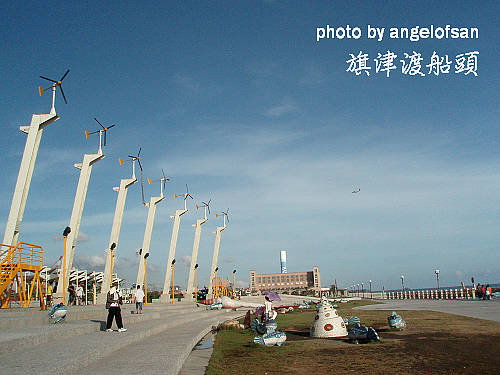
310,295,348,338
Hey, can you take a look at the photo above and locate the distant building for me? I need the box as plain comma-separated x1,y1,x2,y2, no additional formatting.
249,266,321,294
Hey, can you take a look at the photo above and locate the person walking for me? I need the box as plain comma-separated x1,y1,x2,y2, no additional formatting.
76,284,84,305
134,285,145,314
106,282,126,332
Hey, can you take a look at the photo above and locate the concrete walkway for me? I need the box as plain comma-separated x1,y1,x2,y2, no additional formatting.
355,299,500,322
0,302,242,375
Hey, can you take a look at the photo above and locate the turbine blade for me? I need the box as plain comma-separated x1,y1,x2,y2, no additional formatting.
59,85,68,104
107,124,116,129
94,118,105,128
103,130,107,146
60,69,70,81
40,75,57,83
137,147,141,157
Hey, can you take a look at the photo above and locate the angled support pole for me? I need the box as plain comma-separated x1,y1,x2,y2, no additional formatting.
97,177,137,303
159,209,187,302
53,152,105,304
135,195,164,288
208,225,226,296
186,217,208,301
3,113,59,250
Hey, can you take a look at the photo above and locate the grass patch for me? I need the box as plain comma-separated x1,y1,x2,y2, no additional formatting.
206,300,500,375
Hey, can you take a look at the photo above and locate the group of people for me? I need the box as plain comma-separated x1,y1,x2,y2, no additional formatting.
67,283,85,305
476,284,493,300
105,283,146,332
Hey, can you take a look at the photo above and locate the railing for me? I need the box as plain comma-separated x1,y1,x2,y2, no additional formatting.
383,288,475,300
0,242,43,271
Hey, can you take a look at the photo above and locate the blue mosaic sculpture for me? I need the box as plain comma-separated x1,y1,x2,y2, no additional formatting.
388,311,406,330
348,323,379,344
48,303,67,324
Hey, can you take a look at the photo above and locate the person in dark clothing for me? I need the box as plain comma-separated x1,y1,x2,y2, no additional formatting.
106,282,126,332
68,284,76,305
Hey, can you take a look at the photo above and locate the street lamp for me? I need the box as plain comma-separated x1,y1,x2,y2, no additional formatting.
361,282,364,298
171,259,176,304
194,264,199,302
369,280,372,299
143,252,149,305
62,226,71,305
109,242,117,287
233,269,236,298
401,274,405,298
435,269,440,290
214,267,219,298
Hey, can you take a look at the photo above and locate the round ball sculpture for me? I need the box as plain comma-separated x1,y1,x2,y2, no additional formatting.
310,296,347,338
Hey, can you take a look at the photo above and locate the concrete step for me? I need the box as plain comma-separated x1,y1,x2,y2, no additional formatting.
0,307,239,375
72,310,244,375
0,303,198,328
0,308,165,354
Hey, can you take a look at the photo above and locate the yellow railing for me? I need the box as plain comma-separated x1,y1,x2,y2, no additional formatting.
0,242,44,309
212,276,234,299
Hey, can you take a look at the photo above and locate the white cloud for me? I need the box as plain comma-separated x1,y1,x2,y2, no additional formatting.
180,255,191,267
265,98,298,117
74,254,106,269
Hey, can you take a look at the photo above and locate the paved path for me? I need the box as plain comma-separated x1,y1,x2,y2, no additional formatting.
355,299,500,322
0,294,310,375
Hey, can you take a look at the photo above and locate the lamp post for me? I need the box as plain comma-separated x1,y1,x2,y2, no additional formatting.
401,274,405,298
171,259,176,304
62,226,71,304
109,243,117,287
357,284,360,297
144,253,149,305
194,264,198,302
233,269,236,298
361,282,364,298
435,269,440,290
369,280,372,299
214,267,219,298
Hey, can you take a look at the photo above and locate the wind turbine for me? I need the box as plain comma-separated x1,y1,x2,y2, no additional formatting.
85,118,116,154
160,184,193,302
38,69,69,115
119,148,145,205
135,169,169,288
97,155,138,304
186,199,211,301
2,71,65,249
208,208,229,297
53,119,105,304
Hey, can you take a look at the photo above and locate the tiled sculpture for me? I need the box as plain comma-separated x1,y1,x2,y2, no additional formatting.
310,295,348,338
348,323,380,343
388,311,406,330
252,318,286,346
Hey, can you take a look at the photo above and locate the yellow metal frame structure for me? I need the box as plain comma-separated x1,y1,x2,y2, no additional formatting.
0,242,44,309
211,276,235,299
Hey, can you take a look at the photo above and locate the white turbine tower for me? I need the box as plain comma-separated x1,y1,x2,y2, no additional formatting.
208,209,228,297
135,169,169,287
53,117,106,304
2,70,69,250
186,199,211,301
97,148,138,304
159,185,193,303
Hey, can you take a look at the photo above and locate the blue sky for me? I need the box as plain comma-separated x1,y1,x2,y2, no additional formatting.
1,1,498,291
